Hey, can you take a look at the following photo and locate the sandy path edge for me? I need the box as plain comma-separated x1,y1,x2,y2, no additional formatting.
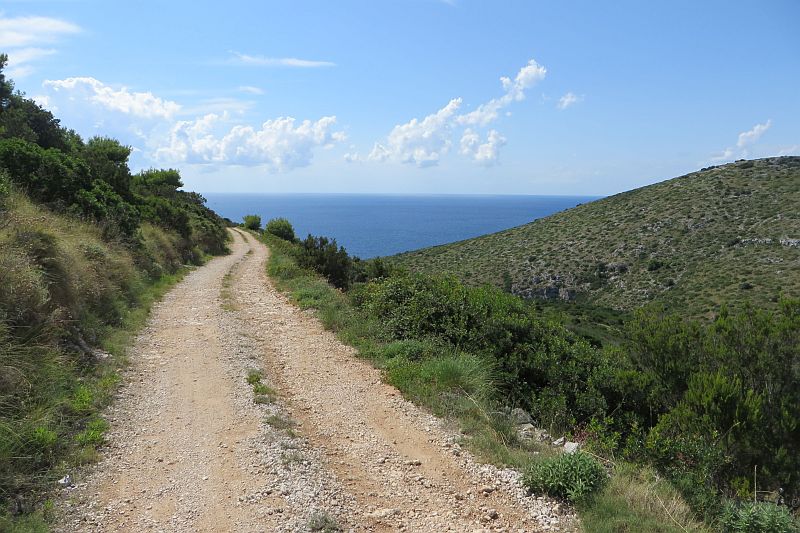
232,230,575,532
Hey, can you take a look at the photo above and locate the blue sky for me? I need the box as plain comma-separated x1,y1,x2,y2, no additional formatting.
2,0,798,195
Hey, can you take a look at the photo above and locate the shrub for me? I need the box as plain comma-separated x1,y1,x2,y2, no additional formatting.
719,500,798,533
358,273,614,431
523,451,608,503
298,235,353,289
242,214,262,231
265,217,296,241
0,137,92,207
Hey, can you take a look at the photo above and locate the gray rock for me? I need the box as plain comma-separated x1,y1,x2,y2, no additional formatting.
552,437,565,447
563,441,580,454
517,423,537,439
510,407,533,425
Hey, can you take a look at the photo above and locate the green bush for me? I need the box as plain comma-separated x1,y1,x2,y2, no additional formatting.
298,235,353,289
243,214,262,231
358,273,614,431
629,302,800,507
246,369,263,385
0,137,92,207
265,217,296,241
719,501,798,533
523,451,608,503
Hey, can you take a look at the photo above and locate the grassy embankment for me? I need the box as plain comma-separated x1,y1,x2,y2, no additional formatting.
0,187,224,531
261,231,706,533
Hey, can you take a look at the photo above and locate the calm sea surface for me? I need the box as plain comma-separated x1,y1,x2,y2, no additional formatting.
204,194,599,259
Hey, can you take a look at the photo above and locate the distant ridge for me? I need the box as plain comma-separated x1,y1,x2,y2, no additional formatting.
392,157,800,316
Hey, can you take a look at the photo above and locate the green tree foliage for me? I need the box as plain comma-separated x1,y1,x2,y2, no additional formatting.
265,217,295,241
83,137,133,198
72,179,141,240
298,235,353,289
627,302,800,497
243,214,262,231
0,137,92,207
0,54,12,109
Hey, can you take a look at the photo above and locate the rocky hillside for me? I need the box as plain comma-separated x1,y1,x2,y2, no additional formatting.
392,157,800,317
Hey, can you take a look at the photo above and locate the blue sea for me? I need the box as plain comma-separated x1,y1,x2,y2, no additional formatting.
204,194,599,259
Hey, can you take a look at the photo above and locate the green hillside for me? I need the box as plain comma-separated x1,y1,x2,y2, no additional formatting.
393,157,800,317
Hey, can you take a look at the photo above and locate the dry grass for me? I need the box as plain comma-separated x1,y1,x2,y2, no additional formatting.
582,463,710,532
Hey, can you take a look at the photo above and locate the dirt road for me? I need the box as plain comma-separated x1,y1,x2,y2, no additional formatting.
58,229,572,532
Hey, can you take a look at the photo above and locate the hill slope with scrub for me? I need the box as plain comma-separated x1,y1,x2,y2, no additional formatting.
260,216,799,531
393,158,800,317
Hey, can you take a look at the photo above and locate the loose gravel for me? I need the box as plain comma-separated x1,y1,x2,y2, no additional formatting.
55,229,576,532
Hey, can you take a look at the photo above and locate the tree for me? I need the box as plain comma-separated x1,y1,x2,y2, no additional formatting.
83,137,133,198
265,217,295,241
132,168,183,197
298,235,353,289
0,54,13,110
243,214,262,231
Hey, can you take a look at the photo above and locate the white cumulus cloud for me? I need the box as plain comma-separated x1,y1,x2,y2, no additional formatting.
156,114,345,171
460,129,506,165
457,59,546,127
369,98,462,167
557,91,582,110
37,77,345,173
44,77,181,119
363,58,546,167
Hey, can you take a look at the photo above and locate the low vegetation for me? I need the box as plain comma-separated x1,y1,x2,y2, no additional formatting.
242,214,262,231
0,56,228,525
393,157,800,319
265,216,296,242
307,510,342,532
260,221,796,531
523,452,608,504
